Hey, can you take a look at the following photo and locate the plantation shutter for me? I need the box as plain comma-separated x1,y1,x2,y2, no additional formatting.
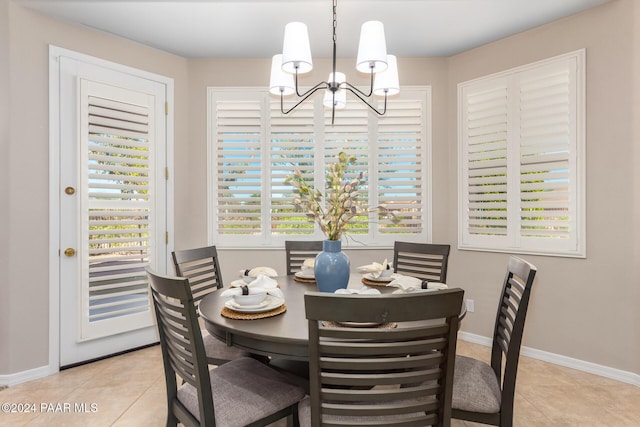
459,50,584,257
269,101,316,236
323,101,371,235
209,86,432,247
460,78,510,247
518,61,576,249
211,91,264,245
80,80,156,340
375,96,429,241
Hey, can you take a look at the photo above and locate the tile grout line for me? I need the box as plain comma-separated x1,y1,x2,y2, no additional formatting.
515,386,559,425
110,376,163,426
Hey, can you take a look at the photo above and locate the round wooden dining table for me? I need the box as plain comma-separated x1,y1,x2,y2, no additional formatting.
198,273,465,362
199,274,397,361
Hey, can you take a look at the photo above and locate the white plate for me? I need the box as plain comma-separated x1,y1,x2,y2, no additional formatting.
230,279,251,287
391,288,437,294
337,321,383,327
225,295,285,313
295,271,315,279
408,288,438,293
335,287,381,295
363,273,394,282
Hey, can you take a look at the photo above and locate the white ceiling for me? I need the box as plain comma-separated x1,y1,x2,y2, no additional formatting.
18,0,611,58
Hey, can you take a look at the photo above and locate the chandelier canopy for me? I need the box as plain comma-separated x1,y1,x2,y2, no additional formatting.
269,0,399,124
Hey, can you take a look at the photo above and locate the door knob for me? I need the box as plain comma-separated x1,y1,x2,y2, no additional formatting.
64,248,76,257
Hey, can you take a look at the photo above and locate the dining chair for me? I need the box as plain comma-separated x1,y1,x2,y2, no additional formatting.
273,239,323,390
285,240,323,275
172,245,250,365
146,267,304,427
393,241,451,283
451,256,537,427
271,238,322,392
301,289,464,427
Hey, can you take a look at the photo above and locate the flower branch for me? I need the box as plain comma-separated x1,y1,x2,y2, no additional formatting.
286,152,400,241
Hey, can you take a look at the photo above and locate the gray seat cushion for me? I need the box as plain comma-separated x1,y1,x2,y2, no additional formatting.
177,357,305,426
202,331,250,363
452,355,501,413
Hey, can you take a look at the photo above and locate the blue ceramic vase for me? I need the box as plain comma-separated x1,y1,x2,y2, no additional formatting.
314,239,350,293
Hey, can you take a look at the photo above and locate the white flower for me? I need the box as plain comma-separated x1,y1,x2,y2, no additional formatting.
286,152,400,241
286,152,363,240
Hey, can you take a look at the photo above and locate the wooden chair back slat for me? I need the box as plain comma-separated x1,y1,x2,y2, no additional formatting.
146,267,216,426
306,289,464,427
172,246,224,304
491,256,537,421
393,241,451,283
452,256,537,427
285,240,323,275
320,368,442,387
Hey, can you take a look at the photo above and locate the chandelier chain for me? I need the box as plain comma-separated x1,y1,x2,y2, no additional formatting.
331,0,338,83
333,0,337,43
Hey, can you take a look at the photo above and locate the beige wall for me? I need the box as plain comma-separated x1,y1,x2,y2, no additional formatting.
2,0,638,378
447,0,639,374
633,1,640,377
1,0,10,372
3,2,188,374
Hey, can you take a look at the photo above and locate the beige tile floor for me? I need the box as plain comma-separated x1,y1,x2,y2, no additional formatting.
1,340,638,426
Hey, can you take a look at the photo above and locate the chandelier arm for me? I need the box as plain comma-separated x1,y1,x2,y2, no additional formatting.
344,86,388,115
342,70,375,98
294,70,330,98
281,83,329,115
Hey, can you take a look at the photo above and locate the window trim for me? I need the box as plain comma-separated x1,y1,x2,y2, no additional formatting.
207,86,433,249
457,49,586,258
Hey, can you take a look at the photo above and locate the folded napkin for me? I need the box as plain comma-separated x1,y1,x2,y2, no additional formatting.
302,258,315,269
387,275,423,293
387,275,449,294
425,282,448,290
356,258,393,278
221,275,284,299
239,266,278,279
334,286,381,295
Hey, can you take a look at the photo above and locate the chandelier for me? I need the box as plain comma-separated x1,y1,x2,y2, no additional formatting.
269,0,399,124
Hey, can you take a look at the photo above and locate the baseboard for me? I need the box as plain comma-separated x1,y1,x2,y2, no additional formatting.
3,333,638,388
1,343,160,387
458,331,640,387
0,364,52,387
458,331,492,347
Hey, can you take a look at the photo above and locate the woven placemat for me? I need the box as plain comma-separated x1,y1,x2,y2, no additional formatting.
221,304,287,320
322,321,397,329
293,276,316,284
361,277,393,287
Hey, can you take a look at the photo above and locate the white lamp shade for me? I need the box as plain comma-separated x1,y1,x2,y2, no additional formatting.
323,72,346,109
373,54,400,96
356,21,388,73
269,54,295,96
281,22,313,74
327,71,346,86
323,89,347,110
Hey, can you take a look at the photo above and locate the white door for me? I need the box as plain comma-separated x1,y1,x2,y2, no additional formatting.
56,53,169,366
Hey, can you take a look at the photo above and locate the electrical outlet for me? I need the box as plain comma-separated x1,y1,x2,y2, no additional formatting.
466,299,475,313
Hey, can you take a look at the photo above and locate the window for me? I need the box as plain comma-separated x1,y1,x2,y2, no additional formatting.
208,87,431,248
458,50,585,257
